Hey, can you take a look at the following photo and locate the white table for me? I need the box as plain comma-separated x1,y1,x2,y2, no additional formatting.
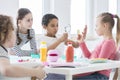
45,60,120,80
9,56,120,80
7,56,41,80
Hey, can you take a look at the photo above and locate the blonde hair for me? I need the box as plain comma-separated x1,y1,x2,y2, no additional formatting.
0,15,14,44
98,12,120,48
115,15,120,48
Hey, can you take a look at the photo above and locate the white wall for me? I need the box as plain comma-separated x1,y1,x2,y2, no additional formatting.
117,0,120,16
42,0,51,14
0,0,119,36
0,0,19,24
85,0,95,39
94,0,109,17
42,0,71,34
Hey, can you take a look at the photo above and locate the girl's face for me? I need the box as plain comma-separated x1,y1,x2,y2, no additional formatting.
44,18,58,37
19,13,33,30
95,17,105,36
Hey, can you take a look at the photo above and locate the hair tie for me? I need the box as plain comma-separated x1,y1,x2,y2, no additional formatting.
112,14,115,18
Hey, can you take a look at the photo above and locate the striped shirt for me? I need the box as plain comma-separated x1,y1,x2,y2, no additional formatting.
0,45,9,80
11,29,37,56
0,45,9,59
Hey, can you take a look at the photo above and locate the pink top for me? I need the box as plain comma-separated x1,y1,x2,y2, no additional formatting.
76,39,116,77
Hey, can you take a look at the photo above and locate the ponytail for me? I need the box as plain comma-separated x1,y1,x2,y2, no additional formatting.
114,15,120,48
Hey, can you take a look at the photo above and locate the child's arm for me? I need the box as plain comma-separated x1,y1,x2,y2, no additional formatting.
64,25,87,48
64,39,79,48
0,58,46,79
98,40,116,58
79,42,91,58
77,25,91,58
47,33,68,51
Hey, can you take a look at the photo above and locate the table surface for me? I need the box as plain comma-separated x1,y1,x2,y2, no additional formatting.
9,56,120,80
45,60,120,75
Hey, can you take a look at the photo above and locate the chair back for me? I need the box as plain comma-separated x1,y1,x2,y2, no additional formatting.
109,51,120,80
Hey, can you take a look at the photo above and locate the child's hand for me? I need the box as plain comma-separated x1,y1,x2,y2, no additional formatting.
59,33,68,42
65,39,79,48
77,25,87,43
35,66,46,80
83,25,87,39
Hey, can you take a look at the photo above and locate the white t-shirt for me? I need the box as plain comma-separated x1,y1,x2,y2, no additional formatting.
38,35,65,57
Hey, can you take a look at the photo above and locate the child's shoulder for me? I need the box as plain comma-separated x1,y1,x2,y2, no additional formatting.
103,39,115,46
39,35,56,41
104,39,115,43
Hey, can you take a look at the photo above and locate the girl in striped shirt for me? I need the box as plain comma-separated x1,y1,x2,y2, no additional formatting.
11,8,38,56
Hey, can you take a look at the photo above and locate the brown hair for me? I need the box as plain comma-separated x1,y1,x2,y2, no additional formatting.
0,15,14,45
98,12,120,48
42,14,58,26
16,8,32,45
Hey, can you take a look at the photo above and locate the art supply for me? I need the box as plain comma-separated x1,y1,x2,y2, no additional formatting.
66,42,74,62
47,50,59,62
31,53,40,59
40,41,47,62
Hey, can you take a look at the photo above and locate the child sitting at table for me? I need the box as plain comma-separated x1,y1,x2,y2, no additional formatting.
39,13,79,57
11,8,39,56
73,12,120,80
0,14,46,80
45,12,120,80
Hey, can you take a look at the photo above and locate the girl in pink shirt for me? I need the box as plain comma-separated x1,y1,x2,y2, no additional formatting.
73,12,120,80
